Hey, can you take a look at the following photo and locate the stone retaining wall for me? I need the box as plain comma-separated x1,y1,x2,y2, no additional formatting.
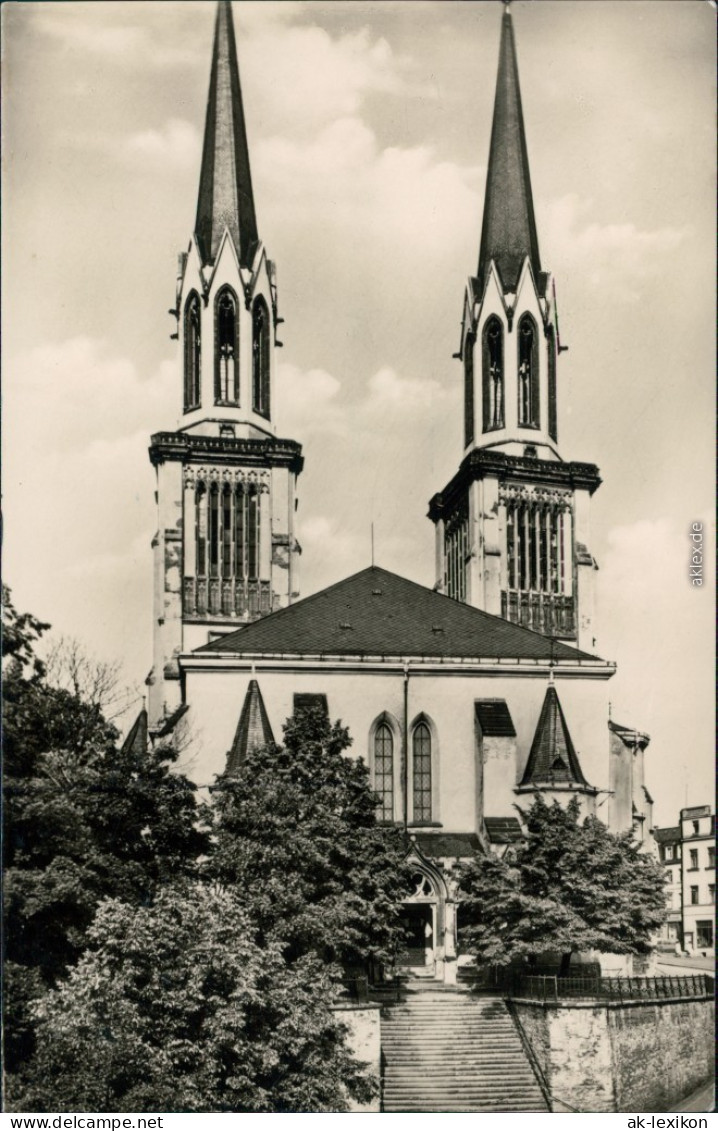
512,995,714,1113
332,1004,381,1112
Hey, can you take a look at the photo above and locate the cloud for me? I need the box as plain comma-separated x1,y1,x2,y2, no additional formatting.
4,338,177,454
34,6,201,70
275,363,344,437
243,23,409,137
543,194,687,298
122,119,200,169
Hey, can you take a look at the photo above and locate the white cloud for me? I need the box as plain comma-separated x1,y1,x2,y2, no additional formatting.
4,338,177,454
543,194,687,297
244,24,408,136
275,362,344,436
122,119,200,169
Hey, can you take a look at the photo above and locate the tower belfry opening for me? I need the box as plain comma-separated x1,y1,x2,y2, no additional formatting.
146,0,303,730
428,4,600,651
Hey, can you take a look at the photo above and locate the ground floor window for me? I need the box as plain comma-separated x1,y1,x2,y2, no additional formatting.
696,921,713,949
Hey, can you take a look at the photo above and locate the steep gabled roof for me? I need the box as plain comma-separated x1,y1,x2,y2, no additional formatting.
519,685,591,787
226,679,274,774
121,708,148,757
193,566,602,664
477,7,541,293
195,1,259,267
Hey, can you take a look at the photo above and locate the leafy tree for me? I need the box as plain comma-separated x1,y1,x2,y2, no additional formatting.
457,796,666,972
209,707,410,971
2,588,208,1075
8,886,374,1114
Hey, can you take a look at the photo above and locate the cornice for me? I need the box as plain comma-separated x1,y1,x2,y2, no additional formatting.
428,449,601,521
179,653,616,680
149,430,304,473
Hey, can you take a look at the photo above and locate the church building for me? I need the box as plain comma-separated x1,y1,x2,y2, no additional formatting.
143,1,652,983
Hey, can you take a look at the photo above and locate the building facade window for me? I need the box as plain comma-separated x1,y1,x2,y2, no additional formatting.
215,287,239,404
252,297,270,418
412,722,432,823
464,333,475,448
689,885,699,905
696,921,713,949
482,317,504,431
689,849,699,870
517,314,539,428
184,291,201,411
373,722,394,822
707,847,715,868
708,884,715,903
444,497,469,602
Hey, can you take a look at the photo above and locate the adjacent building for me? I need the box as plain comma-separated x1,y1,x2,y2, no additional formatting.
654,805,715,955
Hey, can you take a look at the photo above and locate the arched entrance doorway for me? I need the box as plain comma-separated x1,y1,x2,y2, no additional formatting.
397,867,442,977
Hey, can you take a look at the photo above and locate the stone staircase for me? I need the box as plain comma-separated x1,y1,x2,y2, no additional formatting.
381,986,549,1113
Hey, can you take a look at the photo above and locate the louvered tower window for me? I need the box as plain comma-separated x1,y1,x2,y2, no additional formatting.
188,477,268,620
252,298,270,418
482,317,504,431
444,497,469,603
184,292,201,411
412,722,432,822
215,287,239,405
374,723,394,822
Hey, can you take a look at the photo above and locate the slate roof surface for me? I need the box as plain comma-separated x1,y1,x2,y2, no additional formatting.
475,700,517,737
653,826,681,844
412,833,481,859
477,8,541,292
194,567,600,663
195,1,258,267
226,679,274,775
484,816,524,844
121,709,148,757
519,685,590,787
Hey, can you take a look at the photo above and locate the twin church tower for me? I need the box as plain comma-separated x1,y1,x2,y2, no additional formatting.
147,2,601,729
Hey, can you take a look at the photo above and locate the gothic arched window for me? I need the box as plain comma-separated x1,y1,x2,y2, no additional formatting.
412,721,432,822
518,314,540,428
373,722,394,822
464,332,475,448
215,287,239,405
184,292,201,412
482,317,504,431
252,298,270,418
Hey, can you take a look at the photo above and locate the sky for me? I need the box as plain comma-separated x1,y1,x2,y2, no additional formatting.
2,0,715,826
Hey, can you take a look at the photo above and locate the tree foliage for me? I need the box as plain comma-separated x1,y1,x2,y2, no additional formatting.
9,887,374,1114
209,707,411,970
457,796,667,968
2,588,208,1076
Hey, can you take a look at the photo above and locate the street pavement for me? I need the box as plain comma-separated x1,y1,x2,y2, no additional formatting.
656,954,715,975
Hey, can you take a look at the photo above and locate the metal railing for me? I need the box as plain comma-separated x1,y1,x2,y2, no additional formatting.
510,972,714,1003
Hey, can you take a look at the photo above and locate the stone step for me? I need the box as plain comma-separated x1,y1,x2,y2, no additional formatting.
381,994,547,1113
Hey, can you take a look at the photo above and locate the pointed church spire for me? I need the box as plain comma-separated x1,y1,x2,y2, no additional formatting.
226,679,274,775
121,707,148,758
195,1,259,269
477,5,541,292
519,686,590,788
